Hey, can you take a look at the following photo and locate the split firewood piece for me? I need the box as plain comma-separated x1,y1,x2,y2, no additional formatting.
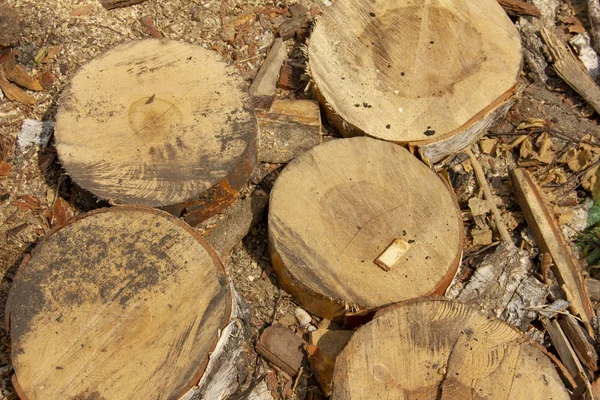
249,38,287,109
541,28,600,116
269,137,463,320
307,0,522,163
98,0,148,10
558,314,598,374
5,207,242,400
54,39,257,223
257,99,322,163
333,297,571,399
510,168,595,336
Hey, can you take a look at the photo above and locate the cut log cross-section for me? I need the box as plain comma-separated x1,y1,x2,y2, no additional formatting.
55,39,257,224
308,0,523,163
269,137,463,321
333,298,571,399
5,207,246,400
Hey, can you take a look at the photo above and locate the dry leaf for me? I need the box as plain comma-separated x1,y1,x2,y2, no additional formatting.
582,166,599,192
553,205,575,225
49,197,73,228
0,52,43,91
516,118,545,130
0,73,35,105
40,71,55,90
471,228,493,246
44,46,62,63
563,16,586,34
520,137,533,159
0,161,11,176
479,138,497,155
502,135,528,151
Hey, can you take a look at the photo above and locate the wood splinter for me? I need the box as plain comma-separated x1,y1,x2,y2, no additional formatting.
374,238,410,272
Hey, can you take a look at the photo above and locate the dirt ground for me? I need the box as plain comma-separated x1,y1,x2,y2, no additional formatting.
2,0,600,399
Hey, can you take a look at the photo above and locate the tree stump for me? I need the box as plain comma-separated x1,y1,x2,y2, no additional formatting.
308,0,522,163
55,39,257,223
268,137,463,320
5,207,246,399
333,297,570,399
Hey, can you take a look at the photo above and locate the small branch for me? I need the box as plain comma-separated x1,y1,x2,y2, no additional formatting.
465,148,512,243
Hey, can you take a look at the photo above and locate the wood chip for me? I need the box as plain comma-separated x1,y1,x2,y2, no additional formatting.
0,161,11,176
0,52,43,91
249,38,287,109
497,0,541,17
256,323,308,377
0,73,35,106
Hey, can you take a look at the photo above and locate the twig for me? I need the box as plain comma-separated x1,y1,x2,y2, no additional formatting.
465,148,512,243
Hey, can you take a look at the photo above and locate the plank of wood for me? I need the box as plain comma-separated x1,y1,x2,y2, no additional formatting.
269,137,463,320
497,0,541,17
541,28,600,116
333,298,570,399
249,38,287,109
6,207,232,400
308,0,522,159
257,99,322,163
54,39,257,221
510,168,595,336
98,0,148,10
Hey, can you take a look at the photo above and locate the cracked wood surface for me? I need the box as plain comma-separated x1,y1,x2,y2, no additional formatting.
332,298,570,399
268,137,463,320
308,0,522,158
6,207,231,400
55,39,257,211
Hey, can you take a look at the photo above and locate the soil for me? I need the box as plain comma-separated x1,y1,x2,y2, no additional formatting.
1,0,600,399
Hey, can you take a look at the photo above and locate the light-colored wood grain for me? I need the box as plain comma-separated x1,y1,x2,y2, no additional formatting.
55,39,257,210
333,298,570,399
269,137,463,320
510,168,595,336
308,0,522,156
6,207,231,400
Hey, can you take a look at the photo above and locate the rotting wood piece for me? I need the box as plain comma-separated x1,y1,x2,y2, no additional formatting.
333,297,571,399
5,207,233,400
269,137,463,320
308,0,522,163
54,39,257,223
98,0,148,10
510,168,595,336
558,314,598,375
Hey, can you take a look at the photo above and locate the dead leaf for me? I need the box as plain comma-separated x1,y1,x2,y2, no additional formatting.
520,137,533,159
49,197,73,228
0,73,36,105
11,195,40,211
0,161,11,176
553,205,575,225
40,71,55,90
534,133,555,164
582,166,600,192
43,45,62,63
6,223,27,238
479,138,497,155
0,52,43,91
516,118,545,130
563,16,586,34
502,135,528,151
